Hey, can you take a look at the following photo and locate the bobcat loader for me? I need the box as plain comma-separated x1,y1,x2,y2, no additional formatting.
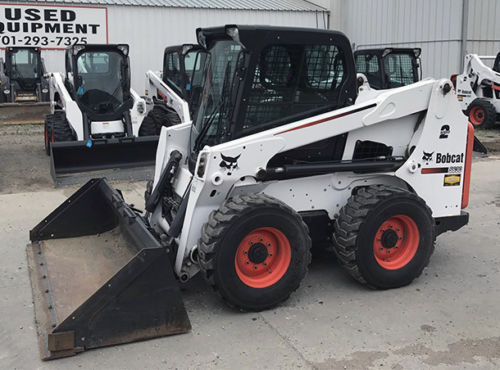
0,47,50,124
144,44,207,129
28,25,473,360
453,53,500,129
44,44,156,182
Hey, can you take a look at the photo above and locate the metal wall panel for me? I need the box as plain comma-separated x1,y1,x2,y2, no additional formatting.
331,0,500,78
5,6,327,92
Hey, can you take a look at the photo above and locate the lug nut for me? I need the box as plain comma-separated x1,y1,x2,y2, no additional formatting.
245,261,249,264
253,265,258,270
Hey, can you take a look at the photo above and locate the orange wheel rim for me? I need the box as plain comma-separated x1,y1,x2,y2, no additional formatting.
469,106,485,126
373,214,419,270
235,227,291,288
44,124,49,147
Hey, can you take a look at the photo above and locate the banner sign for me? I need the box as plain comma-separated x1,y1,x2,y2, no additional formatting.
0,3,108,49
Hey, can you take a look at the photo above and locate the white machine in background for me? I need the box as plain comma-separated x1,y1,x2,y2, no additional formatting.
44,43,158,180
453,53,500,129
144,44,207,128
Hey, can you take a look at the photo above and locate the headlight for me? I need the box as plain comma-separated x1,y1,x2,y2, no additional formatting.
42,88,48,94
4,89,10,94
197,152,208,178
137,102,145,114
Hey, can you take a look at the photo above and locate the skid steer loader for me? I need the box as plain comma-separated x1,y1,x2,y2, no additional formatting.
28,25,472,360
44,44,156,181
144,44,207,130
0,47,51,124
453,53,500,129
354,48,421,90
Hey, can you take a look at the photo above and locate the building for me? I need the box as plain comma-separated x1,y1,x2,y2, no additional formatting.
0,0,329,92
329,0,500,79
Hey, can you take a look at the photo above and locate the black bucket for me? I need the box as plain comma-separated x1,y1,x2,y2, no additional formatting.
27,178,191,360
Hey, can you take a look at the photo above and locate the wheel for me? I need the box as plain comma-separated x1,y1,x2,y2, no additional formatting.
139,104,181,136
44,114,54,156
198,193,311,311
333,185,435,289
466,98,496,129
51,111,75,142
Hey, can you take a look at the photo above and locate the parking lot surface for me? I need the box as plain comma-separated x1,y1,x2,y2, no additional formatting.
0,124,499,369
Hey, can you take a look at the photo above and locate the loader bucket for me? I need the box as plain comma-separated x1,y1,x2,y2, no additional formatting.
49,136,159,183
27,178,191,360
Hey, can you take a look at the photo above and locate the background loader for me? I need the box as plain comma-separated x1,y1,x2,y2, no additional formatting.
453,53,500,129
144,44,207,130
44,44,158,181
354,47,421,89
0,47,51,124
28,25,472,360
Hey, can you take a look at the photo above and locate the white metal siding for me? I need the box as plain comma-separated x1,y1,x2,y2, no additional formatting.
331,0,500,78
25,6,327,92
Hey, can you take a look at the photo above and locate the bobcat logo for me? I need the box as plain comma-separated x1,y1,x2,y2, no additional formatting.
422,151,434,161
219,153,241,176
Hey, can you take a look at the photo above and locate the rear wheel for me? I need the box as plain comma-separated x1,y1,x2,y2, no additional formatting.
466,98,496,129
199,193,311,311
333,185,435,289
139,104,181,136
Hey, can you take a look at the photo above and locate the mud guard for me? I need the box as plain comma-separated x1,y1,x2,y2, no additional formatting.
27,179,191,360
49,136,159,182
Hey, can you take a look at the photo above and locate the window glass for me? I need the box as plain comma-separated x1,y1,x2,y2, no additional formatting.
185,50,207,87
165,52,183,91
241,43,346,135
77,52,110,73
11,49,39,79
384,53,415,87
355,53,381,88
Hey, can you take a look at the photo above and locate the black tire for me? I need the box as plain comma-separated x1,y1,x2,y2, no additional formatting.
333,185,435,289
44,114,54,156
466,98,496,129
198,193,312,311
51,111,75,142
139,104,181,136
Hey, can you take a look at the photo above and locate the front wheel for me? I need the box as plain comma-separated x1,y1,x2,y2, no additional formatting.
333,185,435,289
199,194,311,311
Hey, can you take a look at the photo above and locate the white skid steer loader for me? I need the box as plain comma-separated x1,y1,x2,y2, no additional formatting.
453,53,500,129
28,25,473,360
144,44,207,129
44,44,156,181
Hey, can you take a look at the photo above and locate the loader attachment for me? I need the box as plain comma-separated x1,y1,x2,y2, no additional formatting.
49,136,158,183
0,102,50,124
27,178,191,360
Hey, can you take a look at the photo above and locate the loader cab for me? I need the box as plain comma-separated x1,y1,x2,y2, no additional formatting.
354,48,421,89
190,25,357,170
162,44,207,116
1,47,47,102
67,44,133,121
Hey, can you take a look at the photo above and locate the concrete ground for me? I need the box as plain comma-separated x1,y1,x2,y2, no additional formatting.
0,124,500,369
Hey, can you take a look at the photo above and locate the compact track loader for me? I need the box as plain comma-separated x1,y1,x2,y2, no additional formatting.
44,44,156,181
29,25,472,360
354,47,421,89
453,53,500,129
144,44,207,128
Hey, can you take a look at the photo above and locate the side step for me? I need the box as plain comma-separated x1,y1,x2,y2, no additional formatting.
27,179,191,360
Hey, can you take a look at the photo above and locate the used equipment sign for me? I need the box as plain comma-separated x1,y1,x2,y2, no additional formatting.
0,3,107,48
